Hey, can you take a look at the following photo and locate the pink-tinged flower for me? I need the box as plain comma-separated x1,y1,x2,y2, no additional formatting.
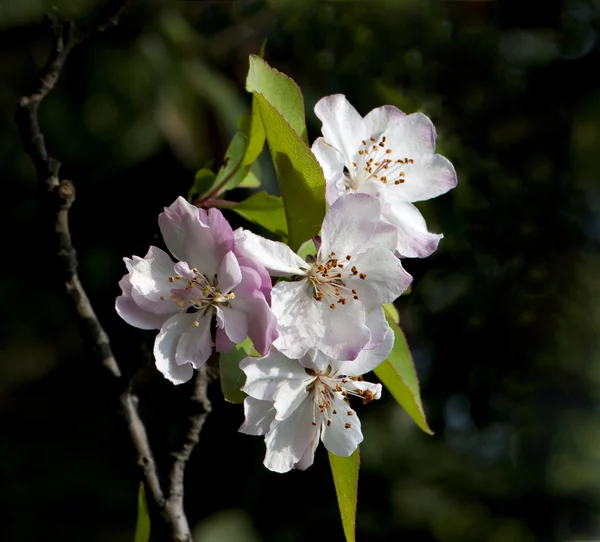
239,342,387,473
116,196,278,384
312,94,457,258
234,193,411,361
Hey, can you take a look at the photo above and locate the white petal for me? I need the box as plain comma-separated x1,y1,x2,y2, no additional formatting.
175,312,213,369
294,430,320,471
239,397,276,436
241,349,308,401
320,193,397,258
128,248,177,309
383,112,437,156
264,398,320,473
272,281,325,359
233,229,307,277
339,319,394,376
382,200,444,258
363,105,406,137
315,94,365,167
389,153,457,203
273,375,312,422
349,247,412,308
311,137,346,202
321,393,363,456
364,306,390,349
154,313,196,384
297,348,337,374
318,301,370,361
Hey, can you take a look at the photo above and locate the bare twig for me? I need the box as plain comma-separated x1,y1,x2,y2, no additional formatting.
14,2,212,541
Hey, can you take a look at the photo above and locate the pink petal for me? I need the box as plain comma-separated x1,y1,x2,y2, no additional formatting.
217,251,242,295
115,274,170,330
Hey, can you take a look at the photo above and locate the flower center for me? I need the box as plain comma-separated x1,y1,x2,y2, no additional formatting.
307,252,367,310
344,135,414,191
165,267,235,317
305,367,368,429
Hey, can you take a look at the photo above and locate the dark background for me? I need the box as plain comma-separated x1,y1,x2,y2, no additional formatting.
2,0,600,540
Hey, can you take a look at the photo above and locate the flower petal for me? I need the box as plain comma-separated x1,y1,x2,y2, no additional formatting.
318,301,370,361
158,197,233,276
320,193,397,258
264,398,320,473
127,248,178,313
175,312,213,369
349,247,412,308
340,318,394,376
311,137,346,205
272,281,325,359
241,349,307,401
154,313,196,384
382,200,444,258
237,256,273,304
314,94,364,167
383,112,437,156
239,397,276,436
234,229,307,277
115,274,170,330
294,429,320,471
321,393,363,456
217,251,243,295
389,153,457,203
231,290,278,356
273,374,312,422
215,306,248,347
363,105,406,137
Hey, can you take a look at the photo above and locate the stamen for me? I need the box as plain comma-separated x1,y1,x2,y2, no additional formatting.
345,423,352,429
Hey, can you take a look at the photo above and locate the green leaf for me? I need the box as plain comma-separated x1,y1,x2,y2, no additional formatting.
134,482,150,542
383,302,400,324
188,168,216,201
237,170,261,188
214,132,249,193
219,338,253,403
328,449,360,542
252,94,326,249
297,237,317,261
374,316,433,435
246,55,308,143
233,191,288,241
240,95,266,166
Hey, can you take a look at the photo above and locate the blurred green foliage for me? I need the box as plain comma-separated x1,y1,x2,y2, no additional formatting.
2,0,600,541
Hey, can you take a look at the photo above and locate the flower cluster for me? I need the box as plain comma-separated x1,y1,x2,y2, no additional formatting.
116,95,456,472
